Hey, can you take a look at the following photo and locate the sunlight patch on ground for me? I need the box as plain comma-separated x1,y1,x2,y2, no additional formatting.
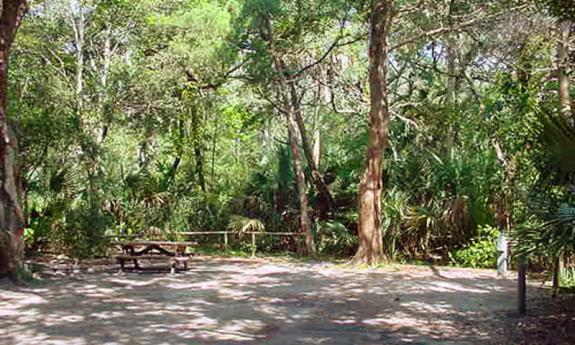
0,258,517,345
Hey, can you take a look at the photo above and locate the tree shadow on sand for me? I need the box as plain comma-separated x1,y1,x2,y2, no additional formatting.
0,257,564,345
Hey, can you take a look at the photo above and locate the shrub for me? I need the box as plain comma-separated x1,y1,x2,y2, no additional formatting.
316,221,357,256
449,225,500,268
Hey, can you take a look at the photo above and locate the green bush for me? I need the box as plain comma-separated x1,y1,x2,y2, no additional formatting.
57,204,114,258
316,221,357,256
449,225,499,268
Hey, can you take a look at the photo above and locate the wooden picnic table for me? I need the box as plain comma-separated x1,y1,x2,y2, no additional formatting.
116,240,196,273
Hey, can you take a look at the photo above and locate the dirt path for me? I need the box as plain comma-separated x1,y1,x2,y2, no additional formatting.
0,257,532,344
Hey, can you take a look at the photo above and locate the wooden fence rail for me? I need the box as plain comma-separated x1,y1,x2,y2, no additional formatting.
181,232,305,257
108,231,305,257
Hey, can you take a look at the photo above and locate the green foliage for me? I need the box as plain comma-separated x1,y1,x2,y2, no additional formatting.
545,0,575,20
559,267,575,290
515,205,575,259
380,188,409,260
449,225,500,269
227,215,265,233
316,221,357,256
59,204,115,258
8,0,574,274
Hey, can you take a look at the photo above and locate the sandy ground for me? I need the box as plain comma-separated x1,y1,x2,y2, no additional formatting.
0,257,539,345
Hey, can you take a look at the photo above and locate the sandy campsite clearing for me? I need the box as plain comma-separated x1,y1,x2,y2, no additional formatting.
0,257,553,344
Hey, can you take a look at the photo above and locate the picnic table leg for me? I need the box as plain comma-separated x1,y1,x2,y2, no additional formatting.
118,258,125,274
170,260,176,274
133,258,140,269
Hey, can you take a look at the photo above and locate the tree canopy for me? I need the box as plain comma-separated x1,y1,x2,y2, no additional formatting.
0,0,572,273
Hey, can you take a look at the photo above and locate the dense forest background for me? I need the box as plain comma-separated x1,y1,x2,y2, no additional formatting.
4,0,574,270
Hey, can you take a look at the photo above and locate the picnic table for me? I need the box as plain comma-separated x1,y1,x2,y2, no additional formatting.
116,241,195,274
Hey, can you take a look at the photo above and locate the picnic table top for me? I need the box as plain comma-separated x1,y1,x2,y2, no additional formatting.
119,241,196,247
116,254,191,260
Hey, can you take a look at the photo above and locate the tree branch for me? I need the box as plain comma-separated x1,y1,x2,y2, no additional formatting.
390,4,529,52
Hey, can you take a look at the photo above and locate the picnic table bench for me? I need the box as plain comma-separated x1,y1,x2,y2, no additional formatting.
116,241,196,274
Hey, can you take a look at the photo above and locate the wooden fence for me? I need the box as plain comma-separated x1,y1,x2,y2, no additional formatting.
180,232,305,257
109,231,305,257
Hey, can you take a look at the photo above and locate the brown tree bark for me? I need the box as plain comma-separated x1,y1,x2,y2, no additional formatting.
274,58,317,258
353,0,394,266
288,82,334,219
191,107,206,192
0,0,27,279
286,106,316,258
259,13,317,257
558,20,572,122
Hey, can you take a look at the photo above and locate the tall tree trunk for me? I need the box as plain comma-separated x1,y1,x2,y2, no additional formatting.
261,15,316,257
558,20,572,122
71,2,84,115
288,82,334,219
211,110,219,188
70,2,100,211
0,0,27,279
354,0,393,266
168,119,184,181
274,58,316,258
191,107,206,192
287,107,316,258
445,0,459,149
98,25,112,144
446,37,457,106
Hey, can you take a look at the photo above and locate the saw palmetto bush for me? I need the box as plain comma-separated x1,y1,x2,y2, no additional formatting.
513,105,575,266
516,207,575,258
380,142,500,260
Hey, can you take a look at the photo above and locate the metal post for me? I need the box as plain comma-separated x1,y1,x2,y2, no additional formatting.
251,233,256,257
497,231,508,274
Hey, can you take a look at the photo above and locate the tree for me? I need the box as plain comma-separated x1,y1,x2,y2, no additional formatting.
0,0,27,279
273,55,317,257
557,19,572,121
231,0,350,256
354,0,394,265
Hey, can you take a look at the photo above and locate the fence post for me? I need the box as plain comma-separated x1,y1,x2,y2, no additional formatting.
518,258,527,316
224,232,229,251
251,233,256,257
497,231,508,274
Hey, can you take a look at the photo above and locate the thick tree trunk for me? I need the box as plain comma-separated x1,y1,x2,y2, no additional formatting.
558,20,572,122
353,0,393,266
0,0,27,279
289,82,334,219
